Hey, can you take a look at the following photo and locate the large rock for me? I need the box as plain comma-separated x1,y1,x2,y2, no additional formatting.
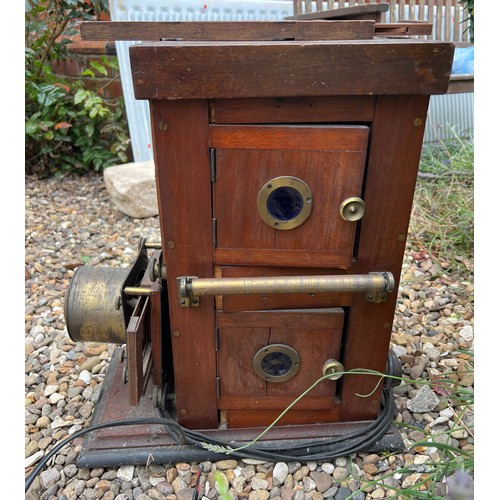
103,161,158,218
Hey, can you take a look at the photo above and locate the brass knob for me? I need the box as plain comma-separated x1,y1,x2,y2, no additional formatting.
322,359,344,380
339,197,365,222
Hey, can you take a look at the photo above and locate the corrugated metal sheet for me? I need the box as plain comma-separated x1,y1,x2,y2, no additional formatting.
110,0,295,162
425,93,474,143
110,0,473,161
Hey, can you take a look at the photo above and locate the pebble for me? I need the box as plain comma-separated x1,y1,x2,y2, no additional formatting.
273,462,289,485
24,174,474,500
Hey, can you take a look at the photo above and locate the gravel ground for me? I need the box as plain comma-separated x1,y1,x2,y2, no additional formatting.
24,173,474,499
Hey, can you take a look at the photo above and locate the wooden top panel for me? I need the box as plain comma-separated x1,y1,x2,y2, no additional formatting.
130,39,454,99
79,20,375,41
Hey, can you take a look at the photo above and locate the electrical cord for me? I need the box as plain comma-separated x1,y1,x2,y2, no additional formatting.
26,378,397,494
25,418,187,493
25,387,395,492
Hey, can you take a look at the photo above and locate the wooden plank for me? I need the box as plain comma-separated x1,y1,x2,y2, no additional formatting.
79,20,375,41
285,3,389,21
339,95,431,421
214,248,353,269
225,407,341,428
219,396,334,410
374,22,433,36
149,99,218,429
210,96,376,124
130,40,454,99
217,308,344,329
209,125,369,151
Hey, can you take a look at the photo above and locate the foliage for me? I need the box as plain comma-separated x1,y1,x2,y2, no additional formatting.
410,135,474,276
25,0,130,177
214,471,232,500
458,0,474,42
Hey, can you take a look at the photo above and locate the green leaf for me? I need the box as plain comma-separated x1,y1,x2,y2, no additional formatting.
74,89,87,105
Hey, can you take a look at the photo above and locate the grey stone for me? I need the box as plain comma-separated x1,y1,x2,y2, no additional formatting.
407,384,440,413
118,465,135,482
273,462,289,485
216,459,238,470
104,161,159,218
310,472,333,493
39,467,60,489
321,485,338,498
251,476,270,490
303,477,317,492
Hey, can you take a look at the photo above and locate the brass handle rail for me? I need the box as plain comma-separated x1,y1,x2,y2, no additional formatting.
177,272,394,307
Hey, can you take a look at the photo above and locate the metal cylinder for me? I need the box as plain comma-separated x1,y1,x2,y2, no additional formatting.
183,273,394,298
64,266,129,344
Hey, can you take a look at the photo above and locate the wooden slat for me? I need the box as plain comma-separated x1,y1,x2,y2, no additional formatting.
219,396,334,410
210,96,376,124
130,40,454,100
285,3,389,22
217,309,344,329
339,95,431,421
225,407,341,427
79,20,375,41
215,248,352,269
445,0,452,41
375,22,433,36
437,0,444,40
150,99,218,429
209,125,368,151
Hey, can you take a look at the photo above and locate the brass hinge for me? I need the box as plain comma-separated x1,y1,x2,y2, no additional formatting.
210,148,216,182
216,376,220,399
214,326,219,351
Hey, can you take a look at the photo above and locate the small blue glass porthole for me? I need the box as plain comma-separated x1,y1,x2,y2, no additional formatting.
257,176,313,230
253,344,301,382
266,186,304,222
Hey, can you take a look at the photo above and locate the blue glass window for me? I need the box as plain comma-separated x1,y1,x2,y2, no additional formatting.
261,351,293,377
266,186,304,222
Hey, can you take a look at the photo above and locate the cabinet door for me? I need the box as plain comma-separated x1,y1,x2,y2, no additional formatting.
211,125,368,269
216,308,344,427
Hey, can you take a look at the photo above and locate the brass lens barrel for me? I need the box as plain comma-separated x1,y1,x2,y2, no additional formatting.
181,272,394,297
64,266,129,344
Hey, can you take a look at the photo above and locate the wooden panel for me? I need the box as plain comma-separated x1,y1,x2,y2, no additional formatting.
285,3,389,21
225,406,341,427
218,265,353,311
130,40,454,99
126,296,150,406
214,248,354,269
219,396,334,410
218,308,344,329
216,309,343,423
210,125,369,151
212,125,367,268
339,95,431,421
80,20,375,41
210,97,376,124
149,99,218,429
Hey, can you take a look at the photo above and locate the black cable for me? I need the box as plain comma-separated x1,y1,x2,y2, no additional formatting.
26,389,396,493
25,418,186,493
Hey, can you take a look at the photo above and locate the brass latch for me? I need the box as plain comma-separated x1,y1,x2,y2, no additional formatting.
177,272,394,307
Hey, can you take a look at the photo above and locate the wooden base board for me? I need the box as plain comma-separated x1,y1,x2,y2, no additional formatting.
77,347,404,468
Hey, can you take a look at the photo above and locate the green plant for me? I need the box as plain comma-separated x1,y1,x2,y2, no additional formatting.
25,0,130,176
458,0,474,42
214,471,232,500
409,135,474,276
203,360,473,500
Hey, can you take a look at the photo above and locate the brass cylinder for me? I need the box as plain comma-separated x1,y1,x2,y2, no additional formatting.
184,273,394,297
64,266,129,344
